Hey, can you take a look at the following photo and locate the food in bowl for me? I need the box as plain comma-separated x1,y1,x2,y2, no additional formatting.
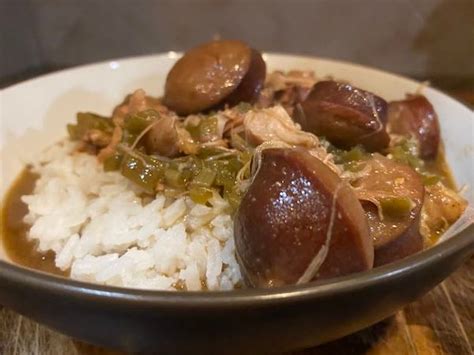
1,40,468,291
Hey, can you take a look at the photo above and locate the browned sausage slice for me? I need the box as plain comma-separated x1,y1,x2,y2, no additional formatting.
300,81,390,151
223,49,266,107
234,148,373,288
164,40,262,115
353,154,425,266
387,95,440,160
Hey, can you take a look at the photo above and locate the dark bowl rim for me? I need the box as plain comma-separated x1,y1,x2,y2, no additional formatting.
1,224,473,308
0,52,473,309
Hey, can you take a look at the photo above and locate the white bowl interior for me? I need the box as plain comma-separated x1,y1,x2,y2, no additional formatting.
1,53,473,263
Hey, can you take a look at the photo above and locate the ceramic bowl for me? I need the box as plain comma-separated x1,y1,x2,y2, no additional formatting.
1,53,473,353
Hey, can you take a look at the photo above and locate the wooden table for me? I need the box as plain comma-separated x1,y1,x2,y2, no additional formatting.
0,89,472,355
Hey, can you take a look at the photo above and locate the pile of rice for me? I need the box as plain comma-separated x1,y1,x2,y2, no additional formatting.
21,141,242,291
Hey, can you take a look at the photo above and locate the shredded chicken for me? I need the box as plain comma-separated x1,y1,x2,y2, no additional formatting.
243,106,318,147
220,107,247,136
97,73,320,161
420,182,468,241
97,89,176,161
82,129,111,148
112,89,169,126
176,126,199,155
144,115,181,157
243,105,340,174
104,89,204,158
183,114,201,127
97,125,123,162
258,71,317,115
265,70,317,92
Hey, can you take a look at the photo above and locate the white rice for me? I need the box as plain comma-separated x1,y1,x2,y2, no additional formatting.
21,141,242,291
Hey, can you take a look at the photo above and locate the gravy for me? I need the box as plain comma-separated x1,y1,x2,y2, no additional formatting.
1,169,66,276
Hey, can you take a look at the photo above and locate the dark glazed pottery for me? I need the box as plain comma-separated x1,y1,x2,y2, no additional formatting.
0,224,472,354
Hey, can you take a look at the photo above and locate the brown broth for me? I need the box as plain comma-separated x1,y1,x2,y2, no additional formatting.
1,169,66,276
425,144,457,189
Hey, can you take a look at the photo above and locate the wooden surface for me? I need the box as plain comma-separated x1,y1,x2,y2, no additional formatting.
0,91,472,355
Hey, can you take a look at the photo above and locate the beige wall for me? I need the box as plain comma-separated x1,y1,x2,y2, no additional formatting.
1,0,473,87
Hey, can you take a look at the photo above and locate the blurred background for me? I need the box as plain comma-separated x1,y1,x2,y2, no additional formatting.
1,0,474,99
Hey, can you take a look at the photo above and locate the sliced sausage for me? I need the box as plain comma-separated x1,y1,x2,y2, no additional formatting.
164,40,265,115
353,154,425,266
387,95,440,160
234,148,373,288
223,49,266,107
300,81,390,151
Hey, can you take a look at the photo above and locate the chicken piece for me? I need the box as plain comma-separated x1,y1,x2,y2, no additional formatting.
258,71,317,114
243,105,319,148
266,70,318,92
221,107,247,136
421,182,468,243
144,115,180,157
82,129,111,148
97,125,123,162
105,89,189,159
112,89,169,126
243,105,340,173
